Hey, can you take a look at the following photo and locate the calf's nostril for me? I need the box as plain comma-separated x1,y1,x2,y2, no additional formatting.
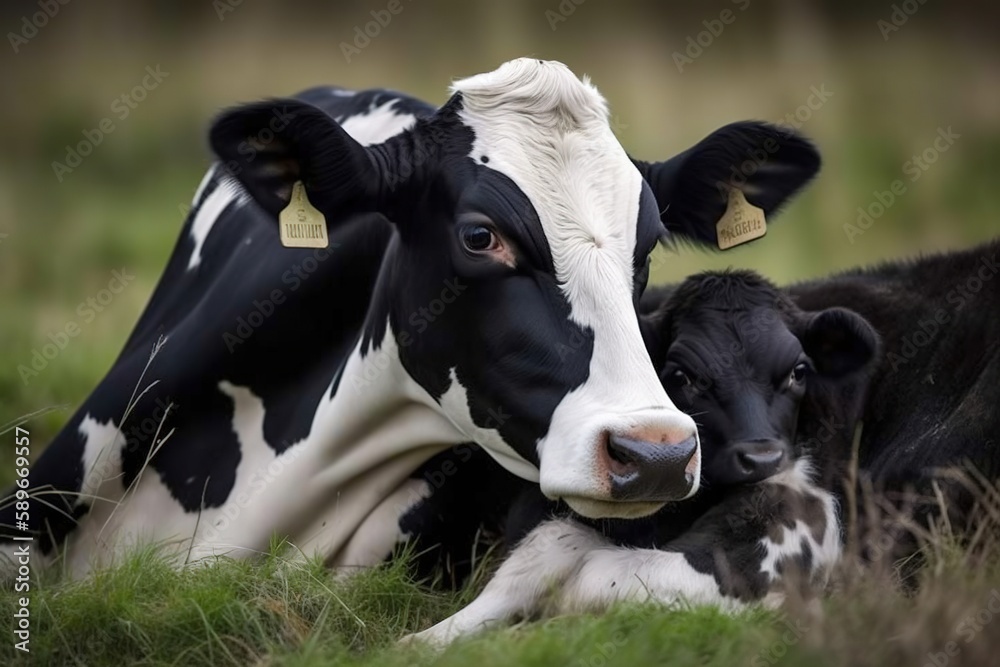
737,449,784,473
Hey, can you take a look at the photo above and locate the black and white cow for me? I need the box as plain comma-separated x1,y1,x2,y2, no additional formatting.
0,59,821,577
406,269,880,644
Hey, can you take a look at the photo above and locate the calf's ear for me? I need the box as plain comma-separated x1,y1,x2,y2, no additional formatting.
800,307,880,378
209,99,419,222
633,122,820,246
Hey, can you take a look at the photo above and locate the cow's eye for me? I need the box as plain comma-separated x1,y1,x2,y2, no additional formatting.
789,362,810,385
460,225,499,252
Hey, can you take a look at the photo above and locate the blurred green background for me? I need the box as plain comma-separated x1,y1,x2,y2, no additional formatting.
1,0,998,465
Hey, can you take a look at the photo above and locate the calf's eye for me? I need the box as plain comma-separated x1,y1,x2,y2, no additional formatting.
460,225,499,252
790,362,810,385
668,368,692,388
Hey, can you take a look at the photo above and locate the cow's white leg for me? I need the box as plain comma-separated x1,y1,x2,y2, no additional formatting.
402,518,605,646
554,547,751,615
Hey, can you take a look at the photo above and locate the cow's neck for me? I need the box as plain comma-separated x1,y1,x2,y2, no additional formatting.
196,325,467,564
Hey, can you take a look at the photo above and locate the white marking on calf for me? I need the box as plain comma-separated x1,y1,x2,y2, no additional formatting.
759,459,841,584
452,58,697,515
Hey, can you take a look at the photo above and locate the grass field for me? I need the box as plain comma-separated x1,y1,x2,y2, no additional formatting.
3,4,1000,666
3,526,1000,667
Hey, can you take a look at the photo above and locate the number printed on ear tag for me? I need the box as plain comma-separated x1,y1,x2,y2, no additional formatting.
279,181,329,248
716,188,767,250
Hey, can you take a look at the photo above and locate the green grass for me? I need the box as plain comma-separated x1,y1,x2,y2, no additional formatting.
3,534,1000,667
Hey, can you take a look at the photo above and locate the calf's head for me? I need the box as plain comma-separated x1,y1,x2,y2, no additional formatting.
647,271,879,487
209,59,820,518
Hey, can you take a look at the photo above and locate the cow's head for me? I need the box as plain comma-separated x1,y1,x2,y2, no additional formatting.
646,271,879,487
209,59,820,518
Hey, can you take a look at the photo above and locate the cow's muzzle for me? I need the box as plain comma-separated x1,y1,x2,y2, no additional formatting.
606,432,699,502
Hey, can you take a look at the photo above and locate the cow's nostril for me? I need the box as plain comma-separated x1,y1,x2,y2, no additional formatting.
606,434,640,477
606,433,699,501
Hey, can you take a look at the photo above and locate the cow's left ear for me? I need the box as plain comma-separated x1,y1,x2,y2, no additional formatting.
209,98,424,224
633,122,820,246
799,307,880,378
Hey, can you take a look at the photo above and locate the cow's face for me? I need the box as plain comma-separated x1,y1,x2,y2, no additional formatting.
650,272,878,487
210,59,821,518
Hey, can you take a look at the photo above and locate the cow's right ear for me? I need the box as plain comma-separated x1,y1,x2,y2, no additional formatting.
633,122,821,247
209,99,417,222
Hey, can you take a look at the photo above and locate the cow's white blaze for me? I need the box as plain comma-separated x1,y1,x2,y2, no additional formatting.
453,58,698,516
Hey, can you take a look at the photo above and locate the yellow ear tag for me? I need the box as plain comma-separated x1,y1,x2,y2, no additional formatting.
279,181,329,249
716,188,767,250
